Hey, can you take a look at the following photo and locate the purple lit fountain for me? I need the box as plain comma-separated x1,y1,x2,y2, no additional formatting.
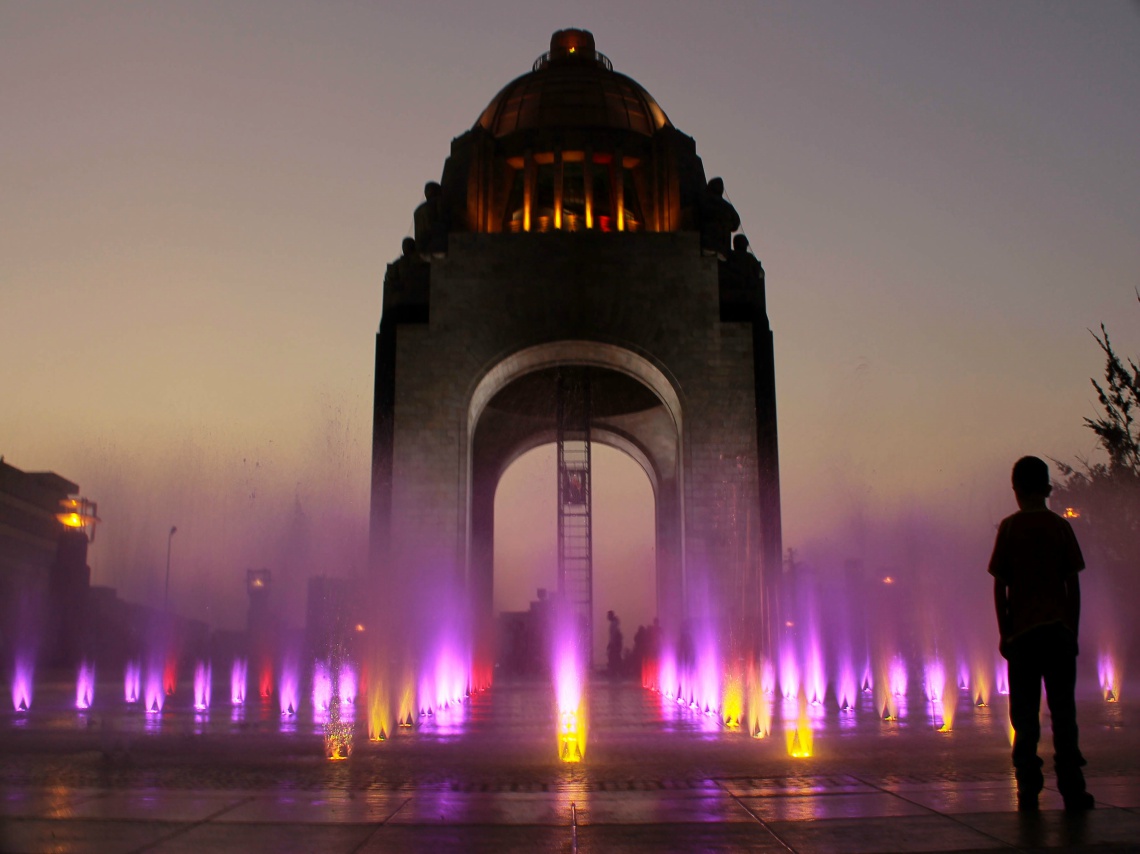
124,661,141,704
193,661,211,712
230,658,247,705
76,662,95,710
11,655,33,712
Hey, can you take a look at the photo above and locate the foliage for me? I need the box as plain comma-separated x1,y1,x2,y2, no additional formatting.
1052,294,1140,586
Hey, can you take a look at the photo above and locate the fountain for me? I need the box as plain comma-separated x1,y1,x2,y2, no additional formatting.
124,661,140,703
76,662,95,710
11,655,33,712
193,661,211,712
230,658,246,705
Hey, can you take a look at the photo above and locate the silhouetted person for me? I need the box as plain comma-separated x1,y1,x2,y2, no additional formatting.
606,610,623,676
699,177,740,260
989,455,1094,811
413,181,446,257
727,234,763,283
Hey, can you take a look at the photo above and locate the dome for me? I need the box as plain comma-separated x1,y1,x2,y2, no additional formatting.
476,30,671,139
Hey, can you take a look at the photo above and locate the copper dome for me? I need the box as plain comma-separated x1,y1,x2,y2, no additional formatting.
476,30,671,139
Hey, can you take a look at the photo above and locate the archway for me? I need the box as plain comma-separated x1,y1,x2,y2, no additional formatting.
465,343,686,669
495,442,656,666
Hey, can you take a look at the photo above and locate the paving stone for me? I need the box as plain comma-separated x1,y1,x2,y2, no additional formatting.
955,807,1140,849
63,790,248,822
575,823,787,852
358,824,570,853
0,818,178,854
737,791,929,821
384,792,568,825
215,792,406,824
574,792,755,824
767,814,1008,853
146,821,375,854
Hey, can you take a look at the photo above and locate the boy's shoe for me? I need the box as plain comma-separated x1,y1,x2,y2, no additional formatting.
1017,792,1040,812
1063,791,1095,811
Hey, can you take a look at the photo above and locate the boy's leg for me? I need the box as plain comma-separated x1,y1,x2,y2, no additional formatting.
1041,629,1090,806
1007,643,1045,801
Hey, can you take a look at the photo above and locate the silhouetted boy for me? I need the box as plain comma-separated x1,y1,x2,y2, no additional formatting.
989,456,1094,811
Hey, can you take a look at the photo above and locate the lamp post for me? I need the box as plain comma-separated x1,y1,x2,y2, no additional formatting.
164,525,177,611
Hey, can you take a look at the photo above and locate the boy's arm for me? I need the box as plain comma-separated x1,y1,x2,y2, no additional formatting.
993,577,1011,641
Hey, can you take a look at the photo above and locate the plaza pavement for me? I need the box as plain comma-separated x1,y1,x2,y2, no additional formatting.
1,679,1136,852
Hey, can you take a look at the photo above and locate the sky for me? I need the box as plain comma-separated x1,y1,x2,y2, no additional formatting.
2,1,1138,633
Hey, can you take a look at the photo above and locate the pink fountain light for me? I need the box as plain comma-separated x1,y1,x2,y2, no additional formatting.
279,663,299,716
837,658,857,711
11,656,33,712
124,661,141,703
778,646,800,701
419,641,469,714
1097,653,1119,702
193,661,211,711
889,656,908,697
995,658,1010,695
339,663,357,707
924,659,945,702
312,661,333,714
693,634,720,715
145,662,164,713
657,645,679,699
231,658,246,705
805,635,826,706
760,657,776,696
76,662,95,710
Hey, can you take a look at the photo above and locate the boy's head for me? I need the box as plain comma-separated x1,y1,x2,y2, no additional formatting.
1011,455,1052,498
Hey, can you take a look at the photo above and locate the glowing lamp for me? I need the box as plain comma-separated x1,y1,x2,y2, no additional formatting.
355,624,365,633
56,497,100,539
246,568,271,595
1063,507,1081,519
882,576,894,585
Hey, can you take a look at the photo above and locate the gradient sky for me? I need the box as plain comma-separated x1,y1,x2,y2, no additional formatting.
2,2,1138,631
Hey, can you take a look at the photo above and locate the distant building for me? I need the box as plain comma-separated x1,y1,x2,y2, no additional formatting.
0,458,92,664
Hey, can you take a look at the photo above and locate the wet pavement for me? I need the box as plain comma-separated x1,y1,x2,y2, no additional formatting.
1,679,1137,852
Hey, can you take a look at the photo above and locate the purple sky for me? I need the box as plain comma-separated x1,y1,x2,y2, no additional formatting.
2,2,1138,631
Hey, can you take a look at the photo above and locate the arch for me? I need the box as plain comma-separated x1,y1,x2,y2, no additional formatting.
463,342,688,644
467,340,683,448
493,440,657,666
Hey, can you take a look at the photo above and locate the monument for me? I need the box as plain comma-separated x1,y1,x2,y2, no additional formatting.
370,30,780,666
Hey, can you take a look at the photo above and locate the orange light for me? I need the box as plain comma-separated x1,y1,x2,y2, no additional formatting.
1063,507,1081,519
784,620,794,628
56,497,99,531
882,576,894,585
560,709,583,762
568,46,576,54
355,624,365,633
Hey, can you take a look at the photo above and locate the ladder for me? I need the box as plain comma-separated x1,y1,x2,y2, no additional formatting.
556,370,593,665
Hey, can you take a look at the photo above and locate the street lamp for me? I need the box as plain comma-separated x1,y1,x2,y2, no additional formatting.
164,525,177,611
